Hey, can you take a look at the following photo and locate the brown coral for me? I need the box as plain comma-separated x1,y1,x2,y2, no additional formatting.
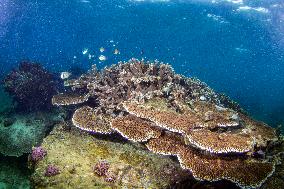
51,59,279,188
52,93,89,106
122,98,256,154
178,145,275,189
123,98,240,133
111,115,162,142
122,99,203,134
185,129,254,154
240,114,278,148
72,106,112,134
192,101,240,128
146,132,184,156
146,132,275,189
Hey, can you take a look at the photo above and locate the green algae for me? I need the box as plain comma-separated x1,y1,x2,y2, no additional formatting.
119,151,148,167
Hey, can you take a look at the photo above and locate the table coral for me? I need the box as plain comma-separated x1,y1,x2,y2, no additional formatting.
51,59,280,189
72,106,112,134
52,93,89,106
111,115,162,142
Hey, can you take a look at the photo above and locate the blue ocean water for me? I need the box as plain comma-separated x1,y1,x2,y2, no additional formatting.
0,0,284,127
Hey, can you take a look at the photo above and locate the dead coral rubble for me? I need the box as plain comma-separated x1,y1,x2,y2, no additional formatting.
52,59,279,189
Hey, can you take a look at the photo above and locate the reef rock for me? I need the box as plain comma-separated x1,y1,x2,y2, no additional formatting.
0,112,57,157
30,124,190,189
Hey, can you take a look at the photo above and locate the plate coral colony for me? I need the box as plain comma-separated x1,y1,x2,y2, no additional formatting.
52,59,279,188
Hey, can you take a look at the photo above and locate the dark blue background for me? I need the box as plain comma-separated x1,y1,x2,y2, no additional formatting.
0,0,284,126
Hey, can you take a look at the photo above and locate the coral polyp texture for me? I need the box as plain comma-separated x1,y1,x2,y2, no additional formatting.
52,93,89,106
111,115,162,142
31,147,47,162
147,132,275,188
72,106,112,134
52,59,279,189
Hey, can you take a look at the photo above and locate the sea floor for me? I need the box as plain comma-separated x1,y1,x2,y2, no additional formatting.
0,155,31,189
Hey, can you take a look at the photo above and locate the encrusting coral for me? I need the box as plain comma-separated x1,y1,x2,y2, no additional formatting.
51,59,279,189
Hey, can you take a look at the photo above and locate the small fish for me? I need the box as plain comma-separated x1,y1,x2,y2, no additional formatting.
88,54,92,59
114,49,120,55
99,47,105,53
82,48,88,55
98,55,107,61
60,72,71,80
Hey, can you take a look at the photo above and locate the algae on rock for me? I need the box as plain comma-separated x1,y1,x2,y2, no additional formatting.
31,124,190,189
0,112,58,157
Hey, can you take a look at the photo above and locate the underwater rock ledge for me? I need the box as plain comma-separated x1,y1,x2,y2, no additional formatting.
30,123,191,188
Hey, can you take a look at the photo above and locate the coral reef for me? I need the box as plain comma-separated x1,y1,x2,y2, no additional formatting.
0,111,58,157
3,61,57,111
111,115,162,142
30,124,190,188
51,59,280,188
55,59,234,117
52,93,89,106
44,165,60,177
260,137,284,189
72,106,112,134
146,132,275,188
30,147,47,162
93,160,110,176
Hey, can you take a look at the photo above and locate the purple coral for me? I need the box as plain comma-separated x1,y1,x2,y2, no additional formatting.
31,146,47,162
3,60,57,111
93,160,110,176
104,172,116,183
44,165,60,177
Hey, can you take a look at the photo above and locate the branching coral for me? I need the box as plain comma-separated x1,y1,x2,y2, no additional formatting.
60,59,232,117
3,61,57,111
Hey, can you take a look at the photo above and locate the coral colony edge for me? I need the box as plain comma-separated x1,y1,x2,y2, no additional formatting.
46,58,281,188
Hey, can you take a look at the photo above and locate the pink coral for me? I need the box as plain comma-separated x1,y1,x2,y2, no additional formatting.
93,160,110,176
45,165,60,177
31,146,47,162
